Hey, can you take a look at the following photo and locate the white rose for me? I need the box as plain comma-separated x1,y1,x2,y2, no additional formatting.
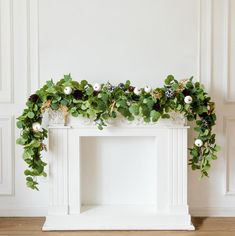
134,87,141,96
184,95,193,104
64,86,72,95
195,139,203,147
32,122,42,132
144,85,152,93
93,83,101,92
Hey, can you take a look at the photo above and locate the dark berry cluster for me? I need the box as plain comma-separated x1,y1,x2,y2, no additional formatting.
73,90,83,100
28,94,39,103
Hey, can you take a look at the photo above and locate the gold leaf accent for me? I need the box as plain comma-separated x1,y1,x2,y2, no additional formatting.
152,89,163,99
59,105,69,126
41,100,51,113
110,101,116,114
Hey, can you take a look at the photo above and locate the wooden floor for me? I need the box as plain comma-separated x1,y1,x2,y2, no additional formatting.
0,217,235,236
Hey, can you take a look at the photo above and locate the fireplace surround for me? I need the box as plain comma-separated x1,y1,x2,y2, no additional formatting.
43,114,194,230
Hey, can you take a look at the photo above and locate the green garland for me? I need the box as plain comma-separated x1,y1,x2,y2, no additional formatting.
16,74,220,190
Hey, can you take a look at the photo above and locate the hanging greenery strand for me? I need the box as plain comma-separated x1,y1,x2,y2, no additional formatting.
16,74,220,190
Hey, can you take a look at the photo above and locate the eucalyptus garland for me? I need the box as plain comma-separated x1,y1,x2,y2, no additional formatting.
16,74,220,190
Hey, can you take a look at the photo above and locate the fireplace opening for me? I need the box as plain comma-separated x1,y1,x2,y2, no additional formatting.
80,136,157,212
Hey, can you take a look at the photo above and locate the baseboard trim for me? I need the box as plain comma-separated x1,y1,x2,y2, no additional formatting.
0,206,48,216
0,206,234,217
190,207,235,217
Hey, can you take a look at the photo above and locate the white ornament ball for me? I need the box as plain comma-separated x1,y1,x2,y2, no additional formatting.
32,122,42,132
64,86,72,95
184,95,193,104
195,139,203,147
144,85,152,93
93,83,101,92
134,87,141,96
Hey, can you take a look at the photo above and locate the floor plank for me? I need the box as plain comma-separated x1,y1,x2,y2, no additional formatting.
0,217,234,236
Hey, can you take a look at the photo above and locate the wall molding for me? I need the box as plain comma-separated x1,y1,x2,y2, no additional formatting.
197,0,212,92
223,0,235,103
0,206,48,216
0,0,14,103
223,116,235,196
0,115,14,195
190,207,235,217
26,0,40,95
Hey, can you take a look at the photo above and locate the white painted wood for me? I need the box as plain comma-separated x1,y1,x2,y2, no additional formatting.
0,116,13,194
223,0,235,102
48,128,68,215
0,0,13,103
223,117,235,195
68,130,81,214
43,206,194,230
26,0,40,95
43,119,193,230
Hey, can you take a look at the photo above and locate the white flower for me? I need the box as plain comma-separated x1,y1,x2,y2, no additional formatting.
134,87,141,96
195,139,203,147
144,85,152,93
32,122,42,132
184,95,193,104
93,83,101,92
64,86,72,95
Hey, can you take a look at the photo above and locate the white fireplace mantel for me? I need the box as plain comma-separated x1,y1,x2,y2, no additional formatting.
43,114,194,230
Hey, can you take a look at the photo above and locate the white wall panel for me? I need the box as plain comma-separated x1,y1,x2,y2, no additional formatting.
26,0,40,95
39,0,199,87
224,0,235,102
224,117,235,195
0,116,13,194
0,0,13,103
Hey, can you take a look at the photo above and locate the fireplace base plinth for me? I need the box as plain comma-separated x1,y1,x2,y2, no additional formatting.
43,205,194,231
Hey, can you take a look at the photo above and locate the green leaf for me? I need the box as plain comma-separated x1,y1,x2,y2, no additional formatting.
161,114,170,119
51,103,59,110
27,112,35,119
23,150,32,160
26,177,33,182
46,86,57,94
16,121,23,129
80,80,88,88
46,80,54,87
64,74,72,82
86,87,93,95
118,107,131,117
129,104,139,116
24,169,32,176
150,110,161,122
16,137,26,145
60,99,68,106
42,172,47,177
176,104,182,111
214,145,221,152
165,75,174,85
172,83,179,91
116,99,127,108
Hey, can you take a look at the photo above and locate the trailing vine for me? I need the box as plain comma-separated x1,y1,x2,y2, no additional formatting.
16,74,220,190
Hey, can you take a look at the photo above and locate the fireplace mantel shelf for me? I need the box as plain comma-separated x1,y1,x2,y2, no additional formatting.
43,114,194,231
